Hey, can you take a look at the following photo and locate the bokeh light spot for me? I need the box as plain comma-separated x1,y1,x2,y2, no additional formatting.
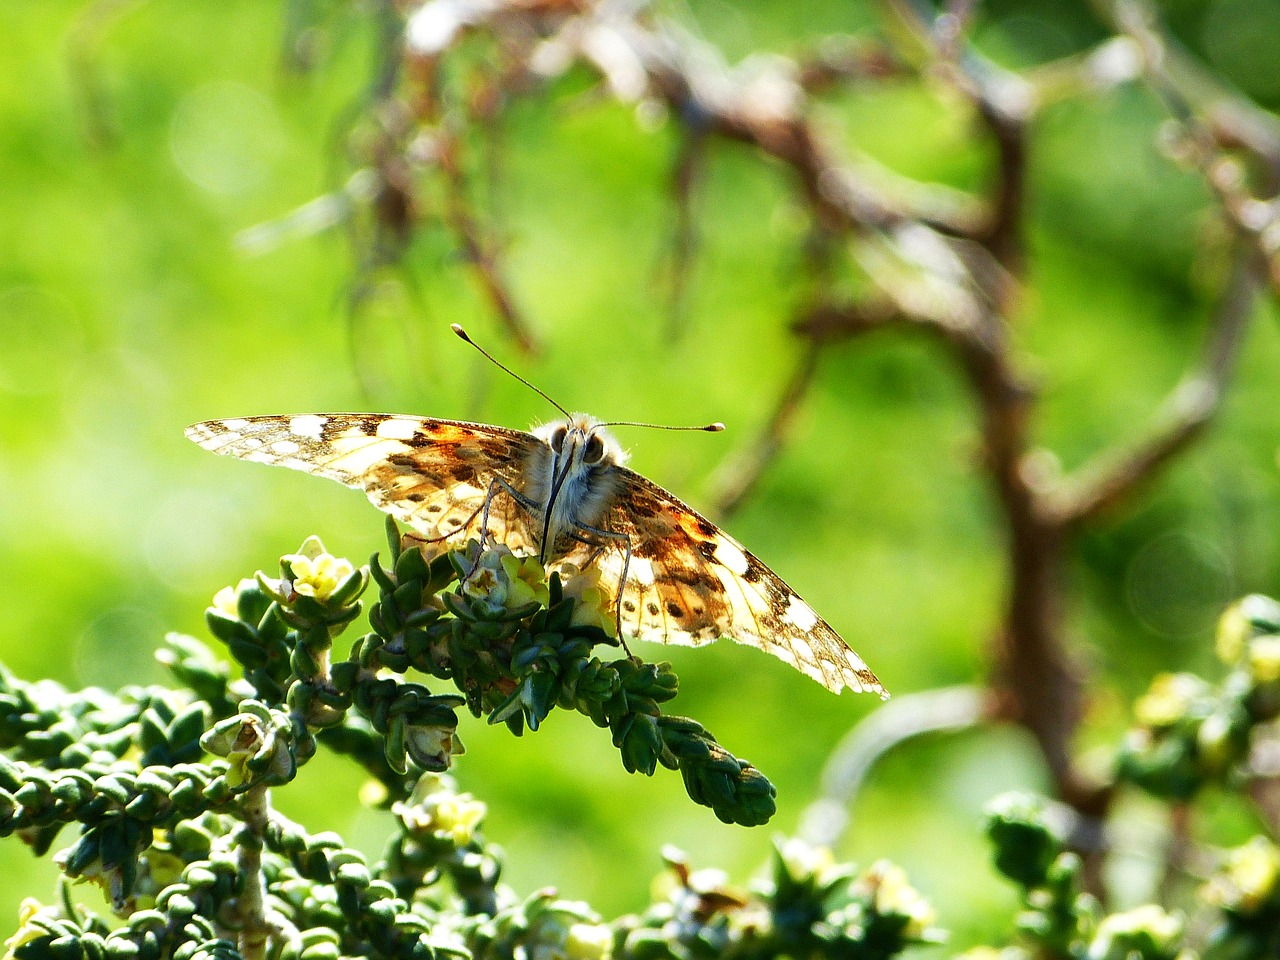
73,606,165,691
1125,531,1234,641
169,81,285,195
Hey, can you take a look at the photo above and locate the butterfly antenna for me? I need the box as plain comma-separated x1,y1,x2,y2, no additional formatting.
451,324,571,419
600,420,726,432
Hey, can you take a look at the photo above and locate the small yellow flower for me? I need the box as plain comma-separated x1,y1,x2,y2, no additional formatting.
1216,601,1251,665
1204,836,1280,915
397,774,488,846
565,923,613,960
212,579,256,617
1250,636,1280,684
460,543,549,614
1133,673,1205,728
1088,904,1181,957
559,564,616,637
854,861,936,939
283,550,355,603
777,837,836,884
4,899,52,960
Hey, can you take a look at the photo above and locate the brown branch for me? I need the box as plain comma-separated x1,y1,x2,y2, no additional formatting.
708,298,907,518
1048,243,1263,527
794,35,912,93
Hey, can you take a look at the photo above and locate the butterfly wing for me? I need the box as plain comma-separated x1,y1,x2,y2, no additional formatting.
185,414,542,553
562,468,885,697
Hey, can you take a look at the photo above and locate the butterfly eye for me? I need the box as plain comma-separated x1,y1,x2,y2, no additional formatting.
549,425,568,453
583,433,605,464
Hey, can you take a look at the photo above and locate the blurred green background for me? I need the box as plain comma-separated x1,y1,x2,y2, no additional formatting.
3,0,1280,951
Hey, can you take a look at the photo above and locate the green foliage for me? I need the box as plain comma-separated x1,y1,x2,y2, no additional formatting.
14,580,1280,960
0,533,935,960
6,0,1280,948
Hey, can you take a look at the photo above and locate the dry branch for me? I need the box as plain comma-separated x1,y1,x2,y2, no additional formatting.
242,0,1277,860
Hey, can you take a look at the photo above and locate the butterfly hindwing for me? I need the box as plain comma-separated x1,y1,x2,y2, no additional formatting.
185,415,542,553
563,469,884,697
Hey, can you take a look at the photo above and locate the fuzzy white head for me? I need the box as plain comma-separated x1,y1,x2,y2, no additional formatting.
525,414,629,561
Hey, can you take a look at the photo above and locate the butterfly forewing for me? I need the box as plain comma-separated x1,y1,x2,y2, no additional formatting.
185,415,542,553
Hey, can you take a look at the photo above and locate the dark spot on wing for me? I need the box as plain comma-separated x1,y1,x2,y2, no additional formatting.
426,504,443,514
406,492,426,502
666,602,683,618
662,564,703,587
695,518,716,537
623,601,637,613
628,498,660,518
743,559,766,583
387,452,420,470
646,602,660,616
696,540,717,562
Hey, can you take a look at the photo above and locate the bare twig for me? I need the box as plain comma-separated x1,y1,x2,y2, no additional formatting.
710,298,905,517
660,128,707,339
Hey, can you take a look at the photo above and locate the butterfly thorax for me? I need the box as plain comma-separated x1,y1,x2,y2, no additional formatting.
523,415,629,562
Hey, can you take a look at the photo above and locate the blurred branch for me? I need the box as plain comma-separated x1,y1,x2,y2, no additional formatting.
798,685,990,849
660,128,707,338
794,35,912,93
1110,0,1280,289
709,298,903,517
158,0,1278,867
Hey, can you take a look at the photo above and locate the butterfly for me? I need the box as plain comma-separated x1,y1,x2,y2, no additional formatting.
186,410,884,697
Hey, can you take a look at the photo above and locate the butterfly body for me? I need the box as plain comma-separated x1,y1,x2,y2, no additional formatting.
522,415,628,562
186,412,885,698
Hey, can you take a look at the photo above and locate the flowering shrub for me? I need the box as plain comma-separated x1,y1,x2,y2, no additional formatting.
6,528,1280,960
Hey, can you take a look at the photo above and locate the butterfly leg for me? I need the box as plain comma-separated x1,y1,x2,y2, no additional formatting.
462,476,540,587
479,476,538,550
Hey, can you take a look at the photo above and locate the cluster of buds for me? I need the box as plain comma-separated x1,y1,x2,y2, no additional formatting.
1116,595,1280,801
1200,836,1280,958
359,525,777,826
974,793,1192,960
620,840,940,960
